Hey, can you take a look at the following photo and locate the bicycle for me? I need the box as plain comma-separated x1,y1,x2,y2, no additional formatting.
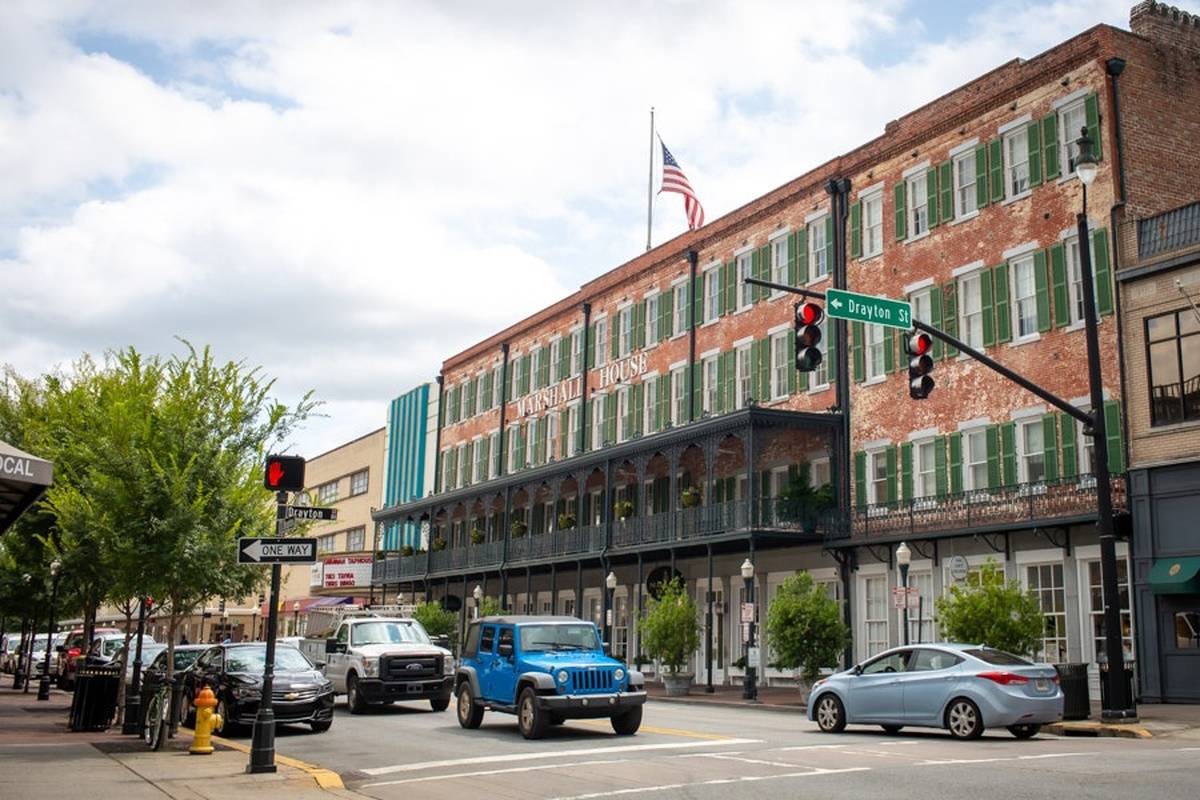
142,677,172,751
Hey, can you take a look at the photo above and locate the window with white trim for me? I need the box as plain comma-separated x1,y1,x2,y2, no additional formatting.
673,285,688,335
905,570,935,644
1018,418,1045,484
1026,563,1067,664
549,339,561,383
318,534,337,554
770,332,789,400
911,288,933,326
643,376,657,431
953,151,977,218
616,387,630,443
566,406,579,458
868,450,888,505
570,330,583,376
915,439,936,498
474,438,487,482
702,356,718,413
646,295,659,346
531,346,544,390
1064,236,1100,326
476,375,486,415
864,575,889,657
591,396,605,449
703,270,719,323
492,364,503,407
317,481,339,504
862,192,883,258
965,428,988,491
1011,254,1038,340
735,345,751,408
811,457,831,489
809,217,828,279
811,318,829,388
959,272,984,348
1059,99,1087,177
547,410,560,459
737,252,753,310
671,367,686,426
1087,559,1133,661
595,318,608,367
1004,126,1030,198
866,324,885,380
907,171,929,237
350,470,369,496
621,307,634,357
346,527,365,552
771,236,789,288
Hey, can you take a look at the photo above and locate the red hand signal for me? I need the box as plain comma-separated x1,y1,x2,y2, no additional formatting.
267,461,285,487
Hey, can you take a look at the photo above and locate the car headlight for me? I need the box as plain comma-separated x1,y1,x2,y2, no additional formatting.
231,685,261,700
557,670,569,684
614,668,625,682
361,657,379,677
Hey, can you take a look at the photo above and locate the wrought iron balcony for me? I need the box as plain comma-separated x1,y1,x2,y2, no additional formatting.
1137,201,1200,260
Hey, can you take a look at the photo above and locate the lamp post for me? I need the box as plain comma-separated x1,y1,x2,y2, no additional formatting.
12,574,32,690
740,559,758,703
896,542,911,647
473,585,483,620
121,594,151,733
604,572,617,654
292,601,301,637
1072,127,1136,721
252,607,261,641
221,608,229,642
36,560,61,701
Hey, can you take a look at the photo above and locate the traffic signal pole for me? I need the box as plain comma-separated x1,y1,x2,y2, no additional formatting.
248,490,286,774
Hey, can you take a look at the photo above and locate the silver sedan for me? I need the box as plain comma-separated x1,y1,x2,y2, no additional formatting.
806,643,1063,739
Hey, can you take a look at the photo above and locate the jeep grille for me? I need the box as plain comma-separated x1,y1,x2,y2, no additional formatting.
566,667,616,694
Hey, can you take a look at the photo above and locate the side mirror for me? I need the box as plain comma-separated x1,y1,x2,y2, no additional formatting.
602,641,610,655
852,664,863,676
432,635,450,650
497,642,514,659
324,638,342,654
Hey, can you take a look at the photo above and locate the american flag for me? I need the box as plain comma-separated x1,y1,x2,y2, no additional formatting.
660,140,705,231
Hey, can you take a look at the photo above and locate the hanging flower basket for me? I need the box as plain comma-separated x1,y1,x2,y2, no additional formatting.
557,513,577,531
614,500,634,520
400,545,414,557
431,537,447,552
470,528,486,545
681,487,702,508
510,519,528,538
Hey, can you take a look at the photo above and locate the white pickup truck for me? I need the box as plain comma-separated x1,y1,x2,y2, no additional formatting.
300,616,454,714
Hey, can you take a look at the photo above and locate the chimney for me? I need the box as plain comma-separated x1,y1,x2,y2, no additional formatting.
1130,1,1200,52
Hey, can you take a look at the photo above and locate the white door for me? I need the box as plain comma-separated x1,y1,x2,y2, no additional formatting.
694,579,726,683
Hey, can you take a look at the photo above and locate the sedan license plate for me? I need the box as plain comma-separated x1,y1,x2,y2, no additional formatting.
1035,678,1049,691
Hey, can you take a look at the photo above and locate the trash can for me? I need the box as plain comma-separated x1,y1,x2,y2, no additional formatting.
1097,658,1135,711
68,663,121,731
1055,662,1090,720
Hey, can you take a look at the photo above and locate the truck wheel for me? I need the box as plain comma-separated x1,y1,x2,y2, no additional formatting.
347,674,368,715
517,687,548,740
430,696,450,712
611,706,642,736
456,683,484,729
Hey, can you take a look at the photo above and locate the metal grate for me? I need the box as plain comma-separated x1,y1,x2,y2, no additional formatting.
568,667,615,694
382,654,440,680
1138,202,1200,259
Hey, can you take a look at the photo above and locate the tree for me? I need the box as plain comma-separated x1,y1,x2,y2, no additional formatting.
637,577,700,675
935,561,1045,658
412,601,457,639
765,572,848,684
476,596,502,618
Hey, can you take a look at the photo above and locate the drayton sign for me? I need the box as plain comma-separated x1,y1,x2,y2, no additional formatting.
825,288,913,330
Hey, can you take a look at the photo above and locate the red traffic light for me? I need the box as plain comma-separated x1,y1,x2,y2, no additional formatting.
796,302,823,326
263,454,306,492
905,332,932,356
904,329,935,400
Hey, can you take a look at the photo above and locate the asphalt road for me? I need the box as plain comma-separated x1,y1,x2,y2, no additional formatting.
246,697,1200,800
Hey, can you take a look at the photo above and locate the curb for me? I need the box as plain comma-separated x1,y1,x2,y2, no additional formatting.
1044,721,1153,739
181,726,346,790
648,695,808,715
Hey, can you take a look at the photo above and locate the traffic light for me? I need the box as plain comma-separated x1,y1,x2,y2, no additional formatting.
263,454,305,491
905,330,935,399
794,302,824,372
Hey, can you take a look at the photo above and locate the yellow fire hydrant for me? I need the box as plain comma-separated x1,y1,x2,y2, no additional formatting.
189,686,222,755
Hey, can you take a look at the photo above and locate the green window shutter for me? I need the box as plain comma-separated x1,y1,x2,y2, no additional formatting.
1001,421,1016,486
693,271,704,321
981,267,995,347
1027,120,1043,187
975,145,990,208
883,326,895,373
539,352,550,389
787,333,797,394
1094,229,1114,316
994,263,1011,344
823,217,834,269
515,425,525,469
605,392,617,445
524,354,533,394
749,250,761,302
722,350,735,412
1050,243,1069,328
989,138,1004,203
942,281,959,358
633,302,644,349
935,437,948,498
938,161,953,223
482,370,492,409
718,263,730,316
633,382,645,437
470,378,479,416
854,451,867,510
986,425,1001,488
691,363,702,419
926,168,939,228
787,232,799,286
1034,248,1051,333
715,354,727,415
1085,92,1102,162
852,321,865,383
726,259,738,310
798,367,809,392
886,445,898,504
1042,414,1059,481
930,285,944,359
586,324,596,369
850,200,862,260
465,442,473,483
796,227,809,284
826,324,837,386
610,318,620,360
1105,400,1124,474
661,290,674,341
760,245,773,298
757,338,771,402
1060,413,1077,479
949,433,963,495
560,410,570,459
560,337,572,379
1042,113,1060,181
894,182,907,240
900,442,913,502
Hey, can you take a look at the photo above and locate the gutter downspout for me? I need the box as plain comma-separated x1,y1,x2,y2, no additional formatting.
1106,56,1133,486
497,343,511,476
687,249,699,422
432,373,445,494
579,302,592,454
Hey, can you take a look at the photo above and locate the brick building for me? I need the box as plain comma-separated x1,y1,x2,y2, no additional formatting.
373,3,1200,700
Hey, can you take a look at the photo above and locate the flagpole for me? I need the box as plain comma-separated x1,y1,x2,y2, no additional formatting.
646,106,654,251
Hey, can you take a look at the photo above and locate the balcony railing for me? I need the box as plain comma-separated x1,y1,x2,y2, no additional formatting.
1137,201,1200,260
851,474,1126,539
508,525,606,564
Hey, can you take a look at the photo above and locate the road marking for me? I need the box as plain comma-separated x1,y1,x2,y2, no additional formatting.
360,738,763,776
360,759,628,788
776,744,848,751
1176,747,1200,752
919,753,1095,766
571,719,732,740
1017,752,1096,760
546,766,872,799
679,752,798,768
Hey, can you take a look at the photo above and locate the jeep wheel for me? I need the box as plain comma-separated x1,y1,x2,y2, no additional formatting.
611,706,642,736
456,683,484,729
347,674,368,715
517,687,548,740
430,696,450,712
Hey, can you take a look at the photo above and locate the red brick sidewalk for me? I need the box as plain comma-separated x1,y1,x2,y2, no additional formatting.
0,684,118,744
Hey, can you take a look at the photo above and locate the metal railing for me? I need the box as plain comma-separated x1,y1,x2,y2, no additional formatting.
1137,202,1200,260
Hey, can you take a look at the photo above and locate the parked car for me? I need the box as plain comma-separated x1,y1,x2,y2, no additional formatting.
182,643,334,735
109,642,167,683
24,634,63,679
807,644,1064,740
57,627,120,689
454,616,646,739
87,634,158,673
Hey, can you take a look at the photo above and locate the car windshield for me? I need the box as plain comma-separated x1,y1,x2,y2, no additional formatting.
964,648,1032,666
519,624,601,653
174,649,202,670
103,639,124,657
32,635,50,649
226,646,313,674
352,621,431,646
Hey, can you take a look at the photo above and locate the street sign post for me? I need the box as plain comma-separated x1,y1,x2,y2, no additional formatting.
275,505,338,522
238,537,318,565
826,288,912,329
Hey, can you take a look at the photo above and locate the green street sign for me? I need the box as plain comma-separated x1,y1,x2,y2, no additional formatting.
825,288,912,329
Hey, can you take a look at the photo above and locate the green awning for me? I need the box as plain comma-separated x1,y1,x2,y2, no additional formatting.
1149,557,1200,594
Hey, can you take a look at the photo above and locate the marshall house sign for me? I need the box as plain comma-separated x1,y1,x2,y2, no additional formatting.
515,352,649,417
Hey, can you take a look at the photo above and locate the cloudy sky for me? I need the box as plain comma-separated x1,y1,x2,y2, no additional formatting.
0,0,1182,457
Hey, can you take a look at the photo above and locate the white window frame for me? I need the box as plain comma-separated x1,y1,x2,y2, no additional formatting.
673,284,688,335
1081,553,1134,664
861,570,890,658
703,267,720,324
671,367,686,426
771,233,789,292
953,150,977,220
770,332,789,400
810,457,831,489
735,345,752,408
570,330,583,376
595,317,608,367
346,527,365,552
809,317,829,390
1010,254,1039,342
1023,561,1068,664
1058,98,1088,179
619,306,633,357
531,345,544,391
809,216,829,280
702,356,718,413
616,386,630,443
964,427,989,493
566,404,580,458
737,251,753,310
1003,126,1030,200
591,396,605,450
867,449,888,506
914,438,937,500
959,271,985,349
350,469,369,496
548,338,561,383
862,191,883,259
1017,417,1046,486
643,375,657,432
865,324,885,381
547,409,560,460
907,171,929,239
645,295,659,346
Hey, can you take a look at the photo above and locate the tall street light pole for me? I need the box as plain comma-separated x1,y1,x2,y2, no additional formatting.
36,560,61,701
604,572,617,653
1073,127,1136,722
473,585,483,620
121,595,150,732
740,559,758,703
896,543,911,647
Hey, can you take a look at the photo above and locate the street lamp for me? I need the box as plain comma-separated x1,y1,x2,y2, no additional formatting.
1072,126,1136,722
292,601,301,637
252,606,261,641
473,585,483,620
122,593,152,733
740,559,758,703
13,573,32,691
896,542,912,647
604,572,617,654
36,560,61,701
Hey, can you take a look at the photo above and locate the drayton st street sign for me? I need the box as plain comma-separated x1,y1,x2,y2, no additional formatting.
825,288,912,329
238,537,318,564
275,505,338,521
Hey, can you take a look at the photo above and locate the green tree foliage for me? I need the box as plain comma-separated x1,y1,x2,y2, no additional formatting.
765,572,848,683
476,596,502,618
412,601,457,639
935,561,1045,657
637,577,700,674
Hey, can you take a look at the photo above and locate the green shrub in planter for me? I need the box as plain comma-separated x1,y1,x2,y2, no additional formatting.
935,559,1044,657
431,537,447,552
476,596,502,618
413,601,457,639
557,513,576,530
613,500,634,520
638,576,700,675
470,528,485,545
680,486,702,508
400,545,414,557
510,519,528,538
765,571,848,685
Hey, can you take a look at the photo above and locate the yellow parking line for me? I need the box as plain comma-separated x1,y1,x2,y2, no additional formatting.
183,727,345,790
572,719,731,740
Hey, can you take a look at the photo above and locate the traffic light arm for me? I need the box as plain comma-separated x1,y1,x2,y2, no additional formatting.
742,276,1095,428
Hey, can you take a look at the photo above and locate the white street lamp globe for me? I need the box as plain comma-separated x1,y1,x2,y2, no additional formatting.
896,541,912,567
605,571,617,590
740,558,755,580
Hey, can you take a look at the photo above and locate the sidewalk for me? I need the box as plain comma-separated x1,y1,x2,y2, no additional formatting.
644,681,1200,738
0,685,364,799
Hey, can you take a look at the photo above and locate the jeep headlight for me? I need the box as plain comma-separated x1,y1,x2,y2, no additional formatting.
614,668,625,682
361,657,379,678
557,670,569,684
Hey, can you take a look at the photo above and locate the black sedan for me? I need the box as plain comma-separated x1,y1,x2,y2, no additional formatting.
182,643,334,735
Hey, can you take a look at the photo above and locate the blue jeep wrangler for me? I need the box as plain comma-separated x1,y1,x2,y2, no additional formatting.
455,616,646,739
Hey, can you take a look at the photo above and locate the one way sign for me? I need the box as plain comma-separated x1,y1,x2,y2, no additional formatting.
238,537,318,565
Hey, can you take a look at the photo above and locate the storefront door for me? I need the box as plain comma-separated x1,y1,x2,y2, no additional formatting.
1160,595,1200,701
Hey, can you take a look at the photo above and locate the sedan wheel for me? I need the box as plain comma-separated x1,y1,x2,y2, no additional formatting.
815,693,846,733
1007,723,1041,739
946,698,984,740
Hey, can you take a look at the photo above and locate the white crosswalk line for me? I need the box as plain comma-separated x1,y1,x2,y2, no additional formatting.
360,758,629,788
546,767,873,800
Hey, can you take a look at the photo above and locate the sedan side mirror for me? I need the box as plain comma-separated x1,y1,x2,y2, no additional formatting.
852,664,863,676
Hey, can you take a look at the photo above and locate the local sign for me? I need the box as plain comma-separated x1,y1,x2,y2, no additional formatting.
276,505,338,522
238,537,317,564
825,288,912,330
892,586,921,609
320,556,373,589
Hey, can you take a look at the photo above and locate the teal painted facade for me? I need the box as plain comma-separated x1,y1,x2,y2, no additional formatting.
382,383,431,549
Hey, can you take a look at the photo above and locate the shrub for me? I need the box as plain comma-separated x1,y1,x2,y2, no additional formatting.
476,596,502,618
400,545,414,557
412,601,457,639
765,571,849,684
557,512,576,530
614,500,634,520
680,486,702,508
510,519,528,538
638,577,700,674
431,537,447,552
935,560,1044,657
470,528,485,545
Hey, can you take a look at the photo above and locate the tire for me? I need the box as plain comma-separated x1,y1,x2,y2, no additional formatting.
456,683,484,729
517,687,548,740
945,698,984,740
310,720,332,733
430,696,450,712
881,724,904,734
1007,724,1041,739
814,693,847,733
215,697,241,736
143,691,167,750
611,706,642,736
347,674,368,715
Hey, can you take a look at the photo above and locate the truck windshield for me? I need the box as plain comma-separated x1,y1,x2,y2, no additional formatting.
519,624,601,653
352,621,431,646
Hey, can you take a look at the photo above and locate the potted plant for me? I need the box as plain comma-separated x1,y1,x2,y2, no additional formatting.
431,536,447,552
400,544,414,557
680,486,702,508
774,464,835,533
613,499,634,520
557,512,576,531
510,519,528,538
638,576,701,696
765,571,849,701
470,527,486,545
